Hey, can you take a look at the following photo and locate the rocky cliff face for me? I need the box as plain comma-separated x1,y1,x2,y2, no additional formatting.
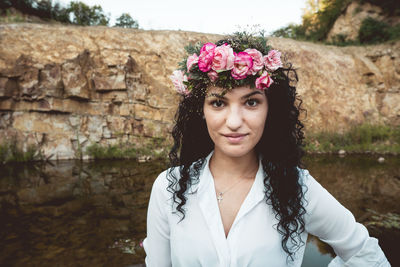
327,2,400,42
0,23,399,159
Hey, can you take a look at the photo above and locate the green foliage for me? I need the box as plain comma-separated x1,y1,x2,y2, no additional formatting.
177,31,276,93
51,1,71,23
85,143,131,159
353,6,362,15
0,0,139,27
305,123,400,154
1,8,25,23
272,0,400,46
0,136,44,163
387,23,400,40
1,0,67,22
359,0,400,16
358,17,391,44
272,0,352,42
271,23,307,40
230,30,271,53
305,0,352,42
67,1,109,26
85,137,170,160
326,33,360,46
114,13,139,28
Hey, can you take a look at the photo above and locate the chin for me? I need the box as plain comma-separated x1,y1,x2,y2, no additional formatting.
216,145,255,159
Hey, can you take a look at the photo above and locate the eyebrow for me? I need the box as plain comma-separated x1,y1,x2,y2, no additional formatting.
206,91,263,99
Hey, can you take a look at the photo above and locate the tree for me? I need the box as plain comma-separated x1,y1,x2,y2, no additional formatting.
114,13,138,28
51,1,71,23
271,23,306,39
32,0,52,18
67,1,109,26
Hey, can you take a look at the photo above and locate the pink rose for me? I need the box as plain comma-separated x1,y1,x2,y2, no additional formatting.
207,70,218,82
186,53,198,71
255,71,274,90
244,48,264,75
200,42,216,54
170,70,189,95
231,52,253,80
211,44,235,72
264,50,282,71
198,43,216,72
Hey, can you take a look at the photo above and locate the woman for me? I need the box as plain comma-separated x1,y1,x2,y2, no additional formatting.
143,32,390,266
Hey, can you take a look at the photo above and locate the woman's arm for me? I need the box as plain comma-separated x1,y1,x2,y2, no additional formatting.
301,169,390,267
143,170,172,267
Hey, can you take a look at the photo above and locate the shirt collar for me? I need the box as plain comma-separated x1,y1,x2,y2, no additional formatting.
196,150,266,250
195,150,265,203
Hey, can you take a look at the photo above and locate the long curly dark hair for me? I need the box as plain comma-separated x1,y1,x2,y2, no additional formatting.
167,32,307,260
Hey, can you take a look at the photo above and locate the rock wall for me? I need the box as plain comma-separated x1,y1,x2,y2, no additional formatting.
327,1,400,42
0,23,399,159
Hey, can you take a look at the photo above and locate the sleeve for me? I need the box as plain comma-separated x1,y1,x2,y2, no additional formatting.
300,169,391,267
143,170,172,267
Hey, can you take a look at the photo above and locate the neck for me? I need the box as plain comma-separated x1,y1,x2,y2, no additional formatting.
209,149,259,183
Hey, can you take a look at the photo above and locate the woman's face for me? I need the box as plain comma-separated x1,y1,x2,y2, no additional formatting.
203,85,268,158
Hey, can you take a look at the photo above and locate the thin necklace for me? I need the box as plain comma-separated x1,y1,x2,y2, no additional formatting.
216,178,245,204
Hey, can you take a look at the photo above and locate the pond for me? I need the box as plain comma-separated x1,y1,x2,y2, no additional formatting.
0,154,399,266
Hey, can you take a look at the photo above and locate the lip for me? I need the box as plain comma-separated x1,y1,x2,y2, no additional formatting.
222,133,248,143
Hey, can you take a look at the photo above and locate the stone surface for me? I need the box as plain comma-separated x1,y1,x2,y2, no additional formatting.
0,23,399,159
327,2,400,42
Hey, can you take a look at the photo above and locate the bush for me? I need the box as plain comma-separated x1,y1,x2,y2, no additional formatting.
0,137,44,163
303,0,352,42
326,33,360,46
359,0,400,16
67,1,109,26
358,17,391,44
304,123,400,154
85,138,170,160
387,23,400,40
114,13,139,28
271,23,306,39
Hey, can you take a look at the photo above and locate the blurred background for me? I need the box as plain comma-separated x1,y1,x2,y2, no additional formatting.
0,0,399,266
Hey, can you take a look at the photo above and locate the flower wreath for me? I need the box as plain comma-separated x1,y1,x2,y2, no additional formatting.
170,34,283,96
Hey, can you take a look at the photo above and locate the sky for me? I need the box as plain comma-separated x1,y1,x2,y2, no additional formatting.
57,0,307,35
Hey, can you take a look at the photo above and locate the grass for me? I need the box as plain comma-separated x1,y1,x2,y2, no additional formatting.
0,137,45,163
304,123,400,154
85,137,171,160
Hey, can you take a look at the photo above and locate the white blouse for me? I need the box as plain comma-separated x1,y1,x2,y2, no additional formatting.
143,151,390,266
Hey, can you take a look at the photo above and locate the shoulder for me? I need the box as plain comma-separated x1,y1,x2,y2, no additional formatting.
297,167,318,193
151,167,179,196
296,167,332,211
297,167,325,193
153,158,208,194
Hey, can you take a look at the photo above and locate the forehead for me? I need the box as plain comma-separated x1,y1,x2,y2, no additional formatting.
206,86,266,98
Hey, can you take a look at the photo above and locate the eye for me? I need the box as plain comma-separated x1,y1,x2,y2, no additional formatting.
246,98,259,107
211,100,225,108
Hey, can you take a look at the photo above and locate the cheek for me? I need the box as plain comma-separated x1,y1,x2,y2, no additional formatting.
248,108,268,134
204,112,224,133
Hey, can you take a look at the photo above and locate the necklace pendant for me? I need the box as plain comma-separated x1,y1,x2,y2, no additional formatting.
217,192,223,203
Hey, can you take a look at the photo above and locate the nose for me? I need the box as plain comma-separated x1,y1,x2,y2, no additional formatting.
226,105,243,131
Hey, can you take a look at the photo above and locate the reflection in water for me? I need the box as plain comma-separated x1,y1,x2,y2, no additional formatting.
301,235,333,267
0,155,398,266
0,159,166,266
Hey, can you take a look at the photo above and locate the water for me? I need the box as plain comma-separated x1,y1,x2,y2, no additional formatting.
0,155,399,266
